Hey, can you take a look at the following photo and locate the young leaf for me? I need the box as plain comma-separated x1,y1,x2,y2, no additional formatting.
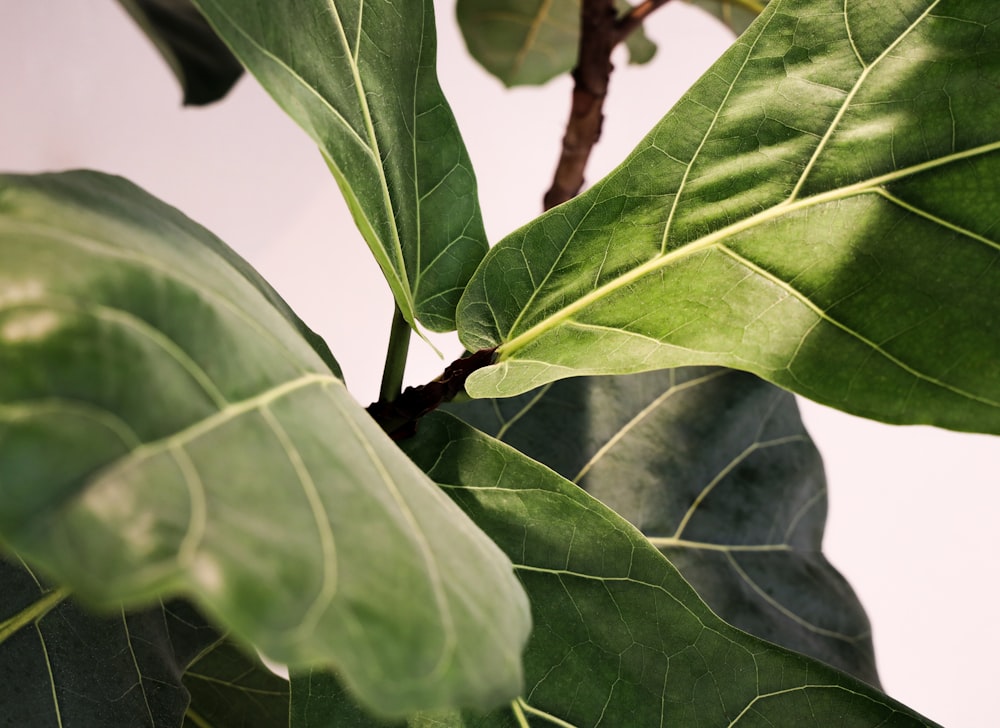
190,0,488,332
0,555,219,727
458,0,1000,434
457,0,658,87
685,0,769,36
447,367,879,687
115,0,244,105
397,412,934,726
0,171,529,715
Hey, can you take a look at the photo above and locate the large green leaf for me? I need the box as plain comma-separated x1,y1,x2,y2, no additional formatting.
0,171,529,715
391,412,933,726
685,0,769,36
457,0,1000,434
456,0,658,87
447,367,879,687
190,0,488,332
116,0,245,105
0,554,219,727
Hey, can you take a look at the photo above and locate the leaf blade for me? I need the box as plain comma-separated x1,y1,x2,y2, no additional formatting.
0,555,221,728
458,0,1000,433
0,171,529,715
447,367,880,687
190,0,488,332
397,412,934,727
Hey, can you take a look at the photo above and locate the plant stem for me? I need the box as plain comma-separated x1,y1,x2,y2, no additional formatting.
378,306,411,403
544,0,617,210
368,347,496,440
543,0,676,210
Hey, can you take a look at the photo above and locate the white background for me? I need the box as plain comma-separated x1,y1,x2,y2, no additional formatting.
2,1,997,725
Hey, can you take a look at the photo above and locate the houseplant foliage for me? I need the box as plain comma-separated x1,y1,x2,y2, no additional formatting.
1,0,995,725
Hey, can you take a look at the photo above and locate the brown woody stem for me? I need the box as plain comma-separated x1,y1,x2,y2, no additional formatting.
367,348,497,440
543,0,675,210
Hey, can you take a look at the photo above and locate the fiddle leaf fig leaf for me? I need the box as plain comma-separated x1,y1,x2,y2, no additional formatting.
0,554,220,728
116,0,244,105
190,0,488,332
684,0,769,36
447,367,879,687
457,0,1000,434
393,412,934,727
0,171,529,716
457,0,657,88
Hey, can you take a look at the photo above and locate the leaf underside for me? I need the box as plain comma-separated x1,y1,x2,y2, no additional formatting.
116,0,244,105
456,0,659,88
387,412,934,727
0,171,528,715
191,0,488,332
458,0,1000,434
447,366,880,688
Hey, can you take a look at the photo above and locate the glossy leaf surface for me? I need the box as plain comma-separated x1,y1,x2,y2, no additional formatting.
116,0,244,105
0,555,218,728
457,0,657,87
685,0,768,36
458,0,1000,433
448,367,879,686
0,171,529,715
191,0,488,332
395,412,933,726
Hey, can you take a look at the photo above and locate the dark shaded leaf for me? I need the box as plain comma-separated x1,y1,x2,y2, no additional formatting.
0,171,529,715
116,0,243,105
390,412,934,726
0,554,218,728
183,637,290,727
448,367,879,686
457,0,1000,434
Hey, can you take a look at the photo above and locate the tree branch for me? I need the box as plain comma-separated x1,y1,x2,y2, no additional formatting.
367,348,497,440
614,0,673,45
543,0,675,210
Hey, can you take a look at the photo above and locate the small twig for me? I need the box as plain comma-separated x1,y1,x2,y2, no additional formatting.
543,0,676,210
614,0,673,44
367,348,497,440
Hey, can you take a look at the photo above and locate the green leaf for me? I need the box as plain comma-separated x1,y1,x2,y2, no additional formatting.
446,367,879,687
116,0,244,105
457,0,1000,433
684,0,769,36
290,667,465,727
456,0,658,88
0,554,219,727
397,412,934,726
0,171,529,715
190,0,488,332
184,636,290,727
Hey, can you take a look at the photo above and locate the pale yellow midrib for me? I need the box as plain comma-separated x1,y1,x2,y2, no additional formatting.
496,138,1000,358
